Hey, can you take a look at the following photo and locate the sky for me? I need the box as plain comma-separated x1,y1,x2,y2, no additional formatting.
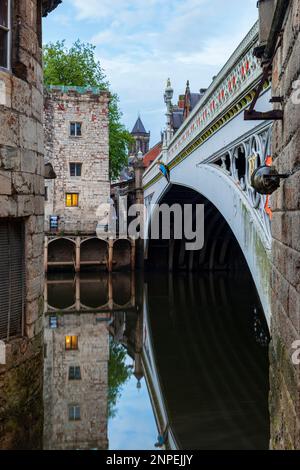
108,361,157,450
43,0,259,146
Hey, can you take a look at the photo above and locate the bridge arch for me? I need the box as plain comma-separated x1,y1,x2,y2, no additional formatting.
145,170,272,325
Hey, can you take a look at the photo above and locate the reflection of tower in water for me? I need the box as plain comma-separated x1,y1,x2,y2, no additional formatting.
44,312,110,450
43,272,137,450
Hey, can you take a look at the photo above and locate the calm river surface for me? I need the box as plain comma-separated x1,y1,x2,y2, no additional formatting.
42,269,270,450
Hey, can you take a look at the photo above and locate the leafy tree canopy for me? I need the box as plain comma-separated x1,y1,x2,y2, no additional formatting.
43,40,133,180
108,340,132,419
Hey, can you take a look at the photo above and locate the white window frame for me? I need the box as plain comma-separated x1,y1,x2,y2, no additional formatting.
0,0,12,70
70,162,82,177
70,122,82,137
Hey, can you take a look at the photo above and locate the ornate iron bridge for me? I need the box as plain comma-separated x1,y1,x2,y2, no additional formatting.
143,22,273,323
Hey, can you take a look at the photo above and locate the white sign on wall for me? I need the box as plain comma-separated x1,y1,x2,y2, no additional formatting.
0,80,6,106
0,340,6,365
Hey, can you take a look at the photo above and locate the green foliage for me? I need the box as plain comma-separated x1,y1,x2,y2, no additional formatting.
43,40,133,180
108,340,132,419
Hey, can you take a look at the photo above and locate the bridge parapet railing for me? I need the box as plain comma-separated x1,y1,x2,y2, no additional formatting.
143,22,262,187
168,22,261,162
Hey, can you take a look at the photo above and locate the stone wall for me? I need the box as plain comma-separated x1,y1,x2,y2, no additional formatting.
270,0,300,450
0,0,55,449
44,87,110,234
43,313,109,450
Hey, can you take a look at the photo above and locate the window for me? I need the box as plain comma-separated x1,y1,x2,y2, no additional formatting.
68,405,81,421
70,163,82,177
70,122,82,137
65,335,78,350
45,187,48,201
69,366,81,380
0,219,25,341
66,193,79,207
0,0,11,69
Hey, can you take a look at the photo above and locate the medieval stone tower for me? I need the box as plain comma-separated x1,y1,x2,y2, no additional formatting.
44,86,110,234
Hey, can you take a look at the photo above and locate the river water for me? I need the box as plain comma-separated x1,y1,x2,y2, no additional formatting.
42,269,270,450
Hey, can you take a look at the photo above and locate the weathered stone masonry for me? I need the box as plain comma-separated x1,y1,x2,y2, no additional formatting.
44,87,136,272
44,87,110,234
0,0,61,449
269,0,300,450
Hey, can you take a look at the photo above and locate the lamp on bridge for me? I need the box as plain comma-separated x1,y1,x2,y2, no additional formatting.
251,165,290,195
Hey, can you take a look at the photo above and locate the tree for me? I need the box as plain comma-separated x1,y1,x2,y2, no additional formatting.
43,40,133,180
108,340,132,419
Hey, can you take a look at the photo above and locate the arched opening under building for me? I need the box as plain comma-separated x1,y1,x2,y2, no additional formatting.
47,274,75,310
113,239,131,271
80,273,109,309
48,238,75,268
80,238,108,270
112,273,132,306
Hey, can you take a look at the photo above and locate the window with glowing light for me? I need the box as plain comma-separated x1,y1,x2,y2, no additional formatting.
65,336,78,351
66,193,79,207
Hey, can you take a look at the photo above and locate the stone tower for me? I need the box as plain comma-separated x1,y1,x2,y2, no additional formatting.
44,86,110,233
130,116,150,156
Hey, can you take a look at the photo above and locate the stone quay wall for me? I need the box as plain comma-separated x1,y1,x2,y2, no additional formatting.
269,0,300,450
0,0,49,448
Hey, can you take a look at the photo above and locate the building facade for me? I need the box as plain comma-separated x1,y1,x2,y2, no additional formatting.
0,0,61,449
44,86,110,234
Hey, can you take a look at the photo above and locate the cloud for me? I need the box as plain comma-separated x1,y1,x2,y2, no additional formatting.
50,0,259,142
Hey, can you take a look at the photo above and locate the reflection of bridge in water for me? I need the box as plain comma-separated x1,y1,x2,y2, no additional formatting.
141,273,270,450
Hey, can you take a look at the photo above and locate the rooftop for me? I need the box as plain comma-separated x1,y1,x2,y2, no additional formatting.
132,116,149,135
45,85,110,97
42,0,62,17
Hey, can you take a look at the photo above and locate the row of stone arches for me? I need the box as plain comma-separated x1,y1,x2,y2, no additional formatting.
45,236,135,272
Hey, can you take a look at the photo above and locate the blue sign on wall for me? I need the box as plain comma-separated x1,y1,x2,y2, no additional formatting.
50,216,59,230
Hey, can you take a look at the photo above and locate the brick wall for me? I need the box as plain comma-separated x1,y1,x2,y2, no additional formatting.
44,88,110,234
270,0,300,450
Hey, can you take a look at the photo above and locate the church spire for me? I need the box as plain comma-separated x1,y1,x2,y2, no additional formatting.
130,115,150,156
132,116,147,135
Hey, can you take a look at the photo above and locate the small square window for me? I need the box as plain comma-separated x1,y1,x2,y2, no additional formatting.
68,405,81,421
70,122,82,137
65,336,78,351
69,366,81,380
70,163,82,177
66,193,79,207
